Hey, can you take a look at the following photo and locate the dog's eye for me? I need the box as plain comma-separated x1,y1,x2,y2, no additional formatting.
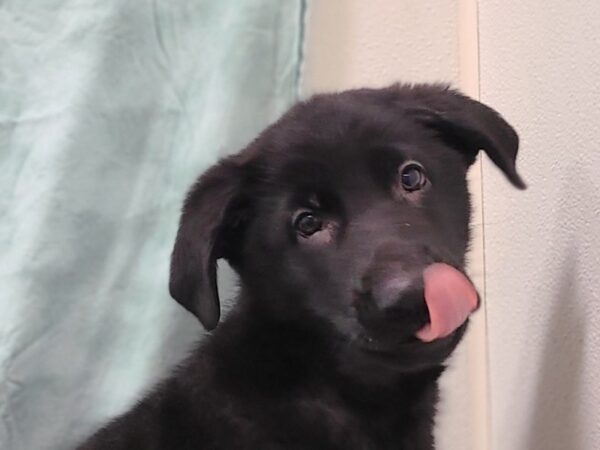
293,211,323,237
399,162,427,191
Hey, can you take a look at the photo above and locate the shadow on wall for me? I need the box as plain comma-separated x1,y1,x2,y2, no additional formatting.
525,164,592,450
526,253,585,450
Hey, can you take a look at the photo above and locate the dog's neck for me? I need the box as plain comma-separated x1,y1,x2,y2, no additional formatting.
202,306,443,447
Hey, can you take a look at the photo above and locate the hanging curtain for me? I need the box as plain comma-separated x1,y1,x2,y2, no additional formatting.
0,1,306,448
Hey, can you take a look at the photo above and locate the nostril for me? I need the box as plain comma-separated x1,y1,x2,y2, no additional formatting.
353,287,379,322
355,273,370,294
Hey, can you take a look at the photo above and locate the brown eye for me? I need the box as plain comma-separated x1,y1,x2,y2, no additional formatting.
400,162,427,191
293,211,323,237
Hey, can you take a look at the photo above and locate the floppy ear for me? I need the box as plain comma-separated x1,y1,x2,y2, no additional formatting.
408,85,526,189
169,152,254,330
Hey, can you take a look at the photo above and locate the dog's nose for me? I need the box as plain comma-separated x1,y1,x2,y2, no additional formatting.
361,262,423,311
360,243,433,307
365,265,423,310
355,250,431,333
355,273,429,338
353,243,440,332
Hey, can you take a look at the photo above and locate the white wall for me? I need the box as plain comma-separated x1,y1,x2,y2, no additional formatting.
479,1,600,449
302,2,487,449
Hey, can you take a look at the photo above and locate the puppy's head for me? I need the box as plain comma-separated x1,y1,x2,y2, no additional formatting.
169,84,524,377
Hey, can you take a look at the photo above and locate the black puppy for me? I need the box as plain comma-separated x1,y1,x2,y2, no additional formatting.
79,84,524,449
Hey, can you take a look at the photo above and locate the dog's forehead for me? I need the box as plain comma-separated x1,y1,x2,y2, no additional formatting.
250,91,467,199
261,123,443,189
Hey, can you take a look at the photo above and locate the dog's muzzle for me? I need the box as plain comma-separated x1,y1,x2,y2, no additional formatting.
354,246,479,342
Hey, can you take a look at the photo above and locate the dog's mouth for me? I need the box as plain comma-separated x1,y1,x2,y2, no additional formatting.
356,322,468,355
354,263,479,351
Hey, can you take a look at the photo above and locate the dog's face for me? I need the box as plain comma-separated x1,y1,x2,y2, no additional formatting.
169,84,524,379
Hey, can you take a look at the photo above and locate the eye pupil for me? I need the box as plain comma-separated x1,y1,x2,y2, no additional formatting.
295,212,323,236
402,169,420,187
400,163,426,191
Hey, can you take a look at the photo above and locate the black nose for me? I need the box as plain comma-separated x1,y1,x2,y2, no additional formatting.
354,245,433,336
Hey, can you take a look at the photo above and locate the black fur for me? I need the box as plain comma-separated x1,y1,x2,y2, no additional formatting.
79,84,524,450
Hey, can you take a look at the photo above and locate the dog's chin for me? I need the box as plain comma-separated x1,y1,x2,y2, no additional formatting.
337,321,469,385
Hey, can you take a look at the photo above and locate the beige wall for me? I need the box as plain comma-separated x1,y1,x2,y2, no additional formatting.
478,1,600,449
302,1,459,93
302,2,487,449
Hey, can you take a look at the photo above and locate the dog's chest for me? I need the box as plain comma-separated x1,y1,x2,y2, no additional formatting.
235,392,434,450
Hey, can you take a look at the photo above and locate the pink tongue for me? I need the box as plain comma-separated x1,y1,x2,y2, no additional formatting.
416,263,479,342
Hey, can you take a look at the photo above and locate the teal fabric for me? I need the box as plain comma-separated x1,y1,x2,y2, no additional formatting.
0,1,305,448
